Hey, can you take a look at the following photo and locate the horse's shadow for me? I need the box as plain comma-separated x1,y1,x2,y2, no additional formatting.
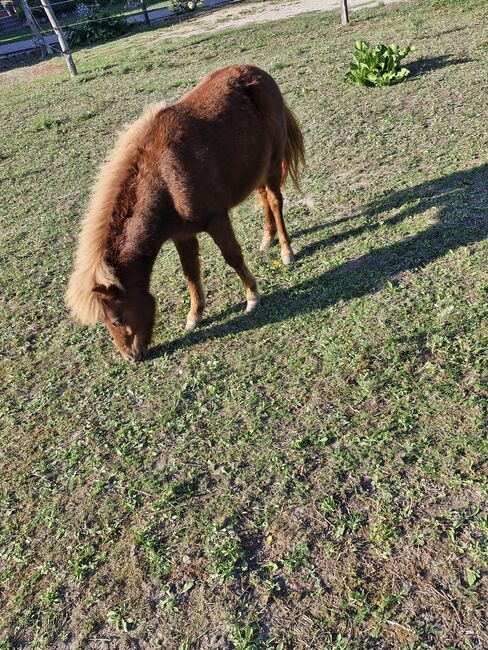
149,163,488,359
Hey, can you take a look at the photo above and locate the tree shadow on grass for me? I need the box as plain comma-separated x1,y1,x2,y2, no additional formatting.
149,163,488,359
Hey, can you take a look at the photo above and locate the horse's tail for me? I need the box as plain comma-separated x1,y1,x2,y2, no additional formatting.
281,102,305,192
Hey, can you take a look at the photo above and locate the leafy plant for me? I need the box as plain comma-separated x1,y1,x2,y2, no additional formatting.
282,541,311,571
205,525,248,583
229,621,263,650
171,0,202,14
107,607,134,632
465,567,480,588
68,7,129,46
345,40,415,87
15,0,77,21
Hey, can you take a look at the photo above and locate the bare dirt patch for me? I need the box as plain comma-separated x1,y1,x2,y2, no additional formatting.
0,58,64,85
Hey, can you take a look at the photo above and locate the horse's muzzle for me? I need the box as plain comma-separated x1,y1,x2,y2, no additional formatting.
125,345,147,362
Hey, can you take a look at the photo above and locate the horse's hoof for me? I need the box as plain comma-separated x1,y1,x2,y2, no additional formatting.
246,294,261,313
281,248,295,265
186,314,202,330
259,234,276,252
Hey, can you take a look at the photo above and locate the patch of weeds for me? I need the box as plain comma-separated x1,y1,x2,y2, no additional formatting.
73,110,97,123
205,525,248,583
282,541,310,572
29,116,66,133
40,584,61,608
269,62,290,73
321,496,366,541
291,430,335,450
71,545,100,582
229,620,264,650
344,570,408,638
369,505,400,556
134,528,171,580
157,581,194,614
432,0,483,6
320,634,356,650
155,475,198,511
113,423,148,461
409,15,424,39
468,514,488,563
369,589,408,636
107,606,134,632
437,506,480,547
464,567,480,588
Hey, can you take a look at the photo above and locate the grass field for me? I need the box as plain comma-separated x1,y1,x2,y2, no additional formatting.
0,0,487,648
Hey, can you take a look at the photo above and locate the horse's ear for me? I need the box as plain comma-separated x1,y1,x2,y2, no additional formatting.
92,284,121,301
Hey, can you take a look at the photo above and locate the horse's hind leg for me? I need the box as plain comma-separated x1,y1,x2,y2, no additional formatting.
207,214,260,313
174,236,206,330
266,183,295,265
256,187,277,252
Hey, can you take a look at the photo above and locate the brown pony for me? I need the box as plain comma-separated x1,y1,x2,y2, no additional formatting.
65,65,305,361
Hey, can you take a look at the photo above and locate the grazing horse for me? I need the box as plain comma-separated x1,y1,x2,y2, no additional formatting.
65,65,305,361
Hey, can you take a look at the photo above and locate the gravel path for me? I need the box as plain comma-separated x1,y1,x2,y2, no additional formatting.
157,0,405,42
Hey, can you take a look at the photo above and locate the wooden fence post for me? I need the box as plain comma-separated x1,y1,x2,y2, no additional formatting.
39,0,77,76
340,0,349,25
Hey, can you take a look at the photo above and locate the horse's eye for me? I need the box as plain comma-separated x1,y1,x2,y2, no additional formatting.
112,318,123,327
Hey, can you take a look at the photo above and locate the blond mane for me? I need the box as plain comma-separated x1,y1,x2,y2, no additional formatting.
65,103,165,325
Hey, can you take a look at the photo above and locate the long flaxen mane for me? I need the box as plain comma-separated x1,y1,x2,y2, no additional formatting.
65,104,165,325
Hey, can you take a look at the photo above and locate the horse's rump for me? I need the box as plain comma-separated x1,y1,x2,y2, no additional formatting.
163,65,288,213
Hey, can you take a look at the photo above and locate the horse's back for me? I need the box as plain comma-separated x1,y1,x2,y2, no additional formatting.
160,65,286,218
179,64,284,116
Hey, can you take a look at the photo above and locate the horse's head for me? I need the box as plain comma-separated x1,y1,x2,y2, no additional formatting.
92,284,155,361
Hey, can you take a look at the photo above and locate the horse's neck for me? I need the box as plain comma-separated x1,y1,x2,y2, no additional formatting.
108,193,172,292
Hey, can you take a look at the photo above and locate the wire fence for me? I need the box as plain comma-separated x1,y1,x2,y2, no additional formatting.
0,0,242,59
18,0,161,8
37,10,145,31
0,0,165,29
0,0,161,42
0,14,20,20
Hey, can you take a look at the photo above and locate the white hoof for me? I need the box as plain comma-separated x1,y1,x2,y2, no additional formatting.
185,313,202,330
281,248,295,265
259,234,277,252
246,294,261,313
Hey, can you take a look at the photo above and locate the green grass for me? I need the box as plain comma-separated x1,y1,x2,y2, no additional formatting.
1,0,487,648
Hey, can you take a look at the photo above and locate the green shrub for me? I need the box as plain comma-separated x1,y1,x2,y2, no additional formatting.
14,0,77,21
344,40,415,87
68,7,129,46
171,0,202,14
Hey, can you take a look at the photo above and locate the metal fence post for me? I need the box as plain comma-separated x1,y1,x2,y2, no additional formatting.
140,0,150,26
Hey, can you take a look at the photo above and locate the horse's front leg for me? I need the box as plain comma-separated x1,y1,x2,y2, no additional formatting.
207,214,260,313
174,236,206,330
